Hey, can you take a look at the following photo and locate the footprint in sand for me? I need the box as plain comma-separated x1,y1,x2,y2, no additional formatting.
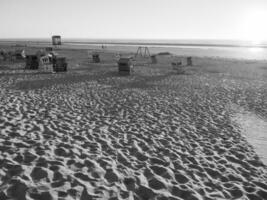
30,167,49,181
148,177,167,190
6,179,28,200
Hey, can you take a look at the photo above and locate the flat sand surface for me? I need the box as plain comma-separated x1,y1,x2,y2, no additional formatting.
0,45,267,199
234,110,267,165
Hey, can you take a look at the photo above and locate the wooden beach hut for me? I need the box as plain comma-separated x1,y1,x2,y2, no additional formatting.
52,35,62,46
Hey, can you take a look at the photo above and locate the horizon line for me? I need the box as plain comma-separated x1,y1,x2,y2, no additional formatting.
0,37,265,42
1,39,267,48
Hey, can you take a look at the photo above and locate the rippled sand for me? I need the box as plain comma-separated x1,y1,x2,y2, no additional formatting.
0,47,267,200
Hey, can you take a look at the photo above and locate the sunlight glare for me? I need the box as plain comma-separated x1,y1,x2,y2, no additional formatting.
249,47,264,53
241,6,267,44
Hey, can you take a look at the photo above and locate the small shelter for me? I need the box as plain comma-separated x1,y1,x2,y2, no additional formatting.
92,52,100,63
52,35,62,46
25,55,39,70
53,57,67,72
118,57,134,75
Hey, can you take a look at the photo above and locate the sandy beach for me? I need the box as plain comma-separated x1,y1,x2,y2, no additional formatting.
0,45,267,200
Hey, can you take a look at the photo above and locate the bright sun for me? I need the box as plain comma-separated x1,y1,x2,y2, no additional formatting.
241,7,267,44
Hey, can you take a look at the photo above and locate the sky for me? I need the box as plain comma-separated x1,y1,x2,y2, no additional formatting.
1,0,267,42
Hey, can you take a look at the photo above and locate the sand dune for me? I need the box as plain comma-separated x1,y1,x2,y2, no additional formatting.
0,49,267,199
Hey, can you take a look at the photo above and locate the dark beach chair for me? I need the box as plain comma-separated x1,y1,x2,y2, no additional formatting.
53,57,67,72
92,53,100,63
25,55,39,70
118,57,134,75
